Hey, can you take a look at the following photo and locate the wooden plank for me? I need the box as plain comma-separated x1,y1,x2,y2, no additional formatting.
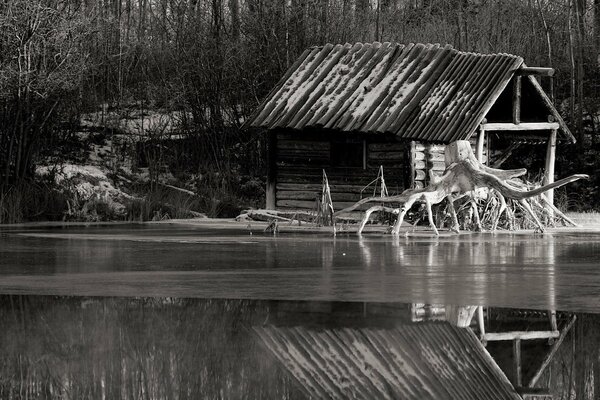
516,66,555,76
482,122,560,131
528,315,577,388
483,331,560,341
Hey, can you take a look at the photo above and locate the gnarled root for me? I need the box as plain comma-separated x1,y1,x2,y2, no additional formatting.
335,140,589,235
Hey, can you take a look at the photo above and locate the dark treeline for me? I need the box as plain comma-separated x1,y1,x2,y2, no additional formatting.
1,0,599,216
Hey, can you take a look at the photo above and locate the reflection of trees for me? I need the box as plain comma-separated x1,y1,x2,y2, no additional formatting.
0,296,305,399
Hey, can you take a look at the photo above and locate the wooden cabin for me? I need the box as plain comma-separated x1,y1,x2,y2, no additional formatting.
246,42,575,211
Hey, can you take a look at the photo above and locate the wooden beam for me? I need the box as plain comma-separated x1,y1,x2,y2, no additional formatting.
266,132,277,210
544,129,557,209
526,75,576,143
513,339,522,387
516,66,555,76
492,142,520,168
483,330,560,341
528,316,577,388
476,125,485,162
482,122,560,131
512,76,522,124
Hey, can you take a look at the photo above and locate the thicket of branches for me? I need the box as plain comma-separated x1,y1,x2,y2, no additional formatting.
0,0,599,206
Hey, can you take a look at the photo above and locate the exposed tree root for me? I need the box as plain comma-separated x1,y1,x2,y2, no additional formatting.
335,141,589,235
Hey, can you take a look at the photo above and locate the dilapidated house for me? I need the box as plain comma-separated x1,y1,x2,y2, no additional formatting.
246,42,574,211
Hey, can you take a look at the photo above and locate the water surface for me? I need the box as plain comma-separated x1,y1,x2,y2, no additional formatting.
1,224,599,312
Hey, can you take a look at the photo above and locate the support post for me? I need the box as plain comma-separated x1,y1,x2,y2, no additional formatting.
266,132,277,210
476,125,485,163
544,129,557,209
512,76,522,124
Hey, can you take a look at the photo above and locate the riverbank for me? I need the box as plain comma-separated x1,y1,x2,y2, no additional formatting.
3,212,600,235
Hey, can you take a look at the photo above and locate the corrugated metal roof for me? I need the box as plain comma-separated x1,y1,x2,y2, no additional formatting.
254,322,522,400
248,42,527,143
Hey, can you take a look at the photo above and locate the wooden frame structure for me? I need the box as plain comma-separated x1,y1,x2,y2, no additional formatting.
247,43,575,212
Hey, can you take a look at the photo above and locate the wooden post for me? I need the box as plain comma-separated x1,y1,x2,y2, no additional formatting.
266,131,277,210
476,124,485,162
513,339,522,387
544,129,557,209
512,76,522,124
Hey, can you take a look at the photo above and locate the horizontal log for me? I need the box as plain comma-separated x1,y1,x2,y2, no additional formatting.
413,151,426,161
276,199,376,210
482,122,559,131
368,151,405,161
483,331,560,341
368,143,406,152
414,143,446,152
366,161,405,169
277,191,360,202
515,66,555,77
278,140,330,151
413,160,426,170
276,183,367,193
427,153,445,162
414,169,426,180
428,161,446,170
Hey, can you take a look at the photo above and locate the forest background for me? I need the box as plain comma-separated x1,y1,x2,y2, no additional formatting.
1,0,599,222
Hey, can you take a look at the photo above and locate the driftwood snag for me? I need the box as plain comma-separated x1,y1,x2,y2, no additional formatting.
335,140,588,235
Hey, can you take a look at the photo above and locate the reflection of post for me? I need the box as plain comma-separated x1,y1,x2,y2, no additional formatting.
513,339,522,387
547,235,556,316
358,237,372,268
477,306,486,341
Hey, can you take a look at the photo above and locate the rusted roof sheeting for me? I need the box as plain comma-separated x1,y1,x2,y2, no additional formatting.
249,42,524,143
254,322,522,400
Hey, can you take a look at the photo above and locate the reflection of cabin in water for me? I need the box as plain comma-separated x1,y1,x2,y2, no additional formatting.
256,301,574,400
247,42,575,211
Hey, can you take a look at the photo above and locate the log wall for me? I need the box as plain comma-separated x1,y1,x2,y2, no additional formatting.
275,133,408,211
410,138,487,188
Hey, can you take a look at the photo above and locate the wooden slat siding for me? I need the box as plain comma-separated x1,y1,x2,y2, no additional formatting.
275,133,408,211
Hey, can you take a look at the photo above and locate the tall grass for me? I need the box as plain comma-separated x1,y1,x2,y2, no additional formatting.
0,183,68,224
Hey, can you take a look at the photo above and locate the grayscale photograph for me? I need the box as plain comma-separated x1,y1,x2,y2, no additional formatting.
1,0,600,398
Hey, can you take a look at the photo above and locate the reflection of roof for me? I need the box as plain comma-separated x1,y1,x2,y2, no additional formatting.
255,322,522,400
248,43,525,143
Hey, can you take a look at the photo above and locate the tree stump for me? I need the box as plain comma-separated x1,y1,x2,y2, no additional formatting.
335,140,588,235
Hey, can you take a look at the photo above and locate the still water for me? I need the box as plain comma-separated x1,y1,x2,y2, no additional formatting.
1,224,600,312
1,224,600,399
